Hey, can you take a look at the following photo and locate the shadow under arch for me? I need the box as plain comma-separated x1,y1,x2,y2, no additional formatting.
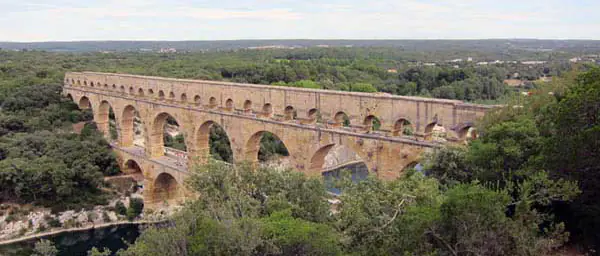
121,105,142,147
152,172,179,204
195,120,233,163
244,130,290,163
150,112,187,158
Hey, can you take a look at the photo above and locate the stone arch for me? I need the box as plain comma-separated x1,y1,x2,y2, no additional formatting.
243,100,252,112
363,115,381,131
284,106,297,120
77,80,81,86
393,118,414,136
309,143,370,176
121,105,140,147
78,96,91,110
148,89,154,96
66,94,74,102
71,79,75,84
195,120,233,163
194,95,201,105
334,111,350,127
308,108,320,123
402,161,420,172
104,83,108,89
112,84,116,89
150,112,186,158
158,90,165,100
169,91,175,99
138,88,145,96
457,125,478,141
424,122,438,141
262,103,273,117
129,87,134,94
208,97,217,108
98,100,118,141
84,81,88,86
152,173,179,203
123,159,143,175
225,99,234,111
244,130,290,163
120,85,125,93
90,82,94,87
180,93,187,102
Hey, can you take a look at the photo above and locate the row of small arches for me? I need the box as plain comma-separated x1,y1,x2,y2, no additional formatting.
68,79,473,139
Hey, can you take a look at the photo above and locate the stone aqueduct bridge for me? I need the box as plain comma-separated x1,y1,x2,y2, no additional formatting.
63,72,492,206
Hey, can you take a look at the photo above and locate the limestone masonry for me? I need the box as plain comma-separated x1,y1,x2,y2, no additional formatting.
63,72,493,207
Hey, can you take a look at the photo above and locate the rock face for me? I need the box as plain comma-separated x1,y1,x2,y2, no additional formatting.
323,145,363,169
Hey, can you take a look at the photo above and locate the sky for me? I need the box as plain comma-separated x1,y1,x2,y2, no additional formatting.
1,0,599,42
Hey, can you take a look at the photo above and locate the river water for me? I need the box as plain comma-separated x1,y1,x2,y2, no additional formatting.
0,224,141,256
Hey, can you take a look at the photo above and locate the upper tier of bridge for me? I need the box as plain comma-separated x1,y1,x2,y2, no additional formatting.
65,72,493,135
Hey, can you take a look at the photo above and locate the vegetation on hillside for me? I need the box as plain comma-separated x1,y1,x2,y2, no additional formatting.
0,48,598,254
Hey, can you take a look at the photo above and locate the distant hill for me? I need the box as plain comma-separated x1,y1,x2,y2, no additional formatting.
1,39,600,53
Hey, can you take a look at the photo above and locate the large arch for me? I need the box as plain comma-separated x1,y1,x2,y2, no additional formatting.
98,100,118,141
123,159,143,175
121,105,140,147
309,143,369,182
150,112,186,158
311,144,369,193
244,130,290,163
78,96,91,109
194,120,233,164
152,173,179,204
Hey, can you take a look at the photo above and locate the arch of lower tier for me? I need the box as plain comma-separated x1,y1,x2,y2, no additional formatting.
151,172,180,204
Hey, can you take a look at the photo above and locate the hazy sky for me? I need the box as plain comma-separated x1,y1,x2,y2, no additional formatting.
2,0,599,41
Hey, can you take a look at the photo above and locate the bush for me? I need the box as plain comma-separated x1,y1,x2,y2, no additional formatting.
115,201,127,216
47,218,61,228
102,211,111,223
127,198,144,220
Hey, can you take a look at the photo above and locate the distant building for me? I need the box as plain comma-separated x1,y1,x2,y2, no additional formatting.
504,79,526,87
423,63,436,66
467,57,473,62
159,48,177,53
477,62,489,65
387,69,398,73
521,61,546,65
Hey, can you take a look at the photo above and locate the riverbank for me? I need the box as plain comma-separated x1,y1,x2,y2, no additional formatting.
0,220,164,246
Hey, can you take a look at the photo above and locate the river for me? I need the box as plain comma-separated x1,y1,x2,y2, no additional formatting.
0,224,141,256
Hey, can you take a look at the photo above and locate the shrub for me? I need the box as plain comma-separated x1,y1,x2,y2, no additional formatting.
102,211,111,223
127,198,144,220
115,201,127,216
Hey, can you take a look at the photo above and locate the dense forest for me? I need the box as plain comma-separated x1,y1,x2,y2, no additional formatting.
0,47,598,254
